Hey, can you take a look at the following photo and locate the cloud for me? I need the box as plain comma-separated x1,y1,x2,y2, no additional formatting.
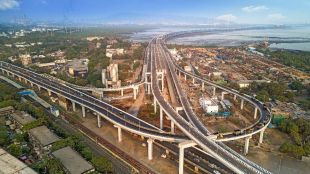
0,0,19,10
267,13,286,20
242,5,268,12
216,14,237,22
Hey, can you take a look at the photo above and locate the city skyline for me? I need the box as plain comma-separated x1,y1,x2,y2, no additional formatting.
0,0,310,25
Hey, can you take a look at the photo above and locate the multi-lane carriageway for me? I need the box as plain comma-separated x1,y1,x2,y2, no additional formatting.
0,31,272,174
0,60,234,174
150,36,272,174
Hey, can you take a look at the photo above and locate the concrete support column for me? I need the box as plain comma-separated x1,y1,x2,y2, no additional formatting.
213,87,216,96
221,92,225,100
82,106,86,118
160,107,163,130
97,115,101,128
18,77,22,81
154,98,157,113
161,74,164,91
38,85,41,91
121,89,124,96
47,90,52,96
259,128,266,144
240,99,244,110
147,83,151,95
171,121,175,133
201,82,205,91
178,141,197,174
72,101,76,112
30,82,34,87
184,74,187,81
147,139,154,160
254,107,258,119
133,87,137,100
117,126,122,142
234,94,237,101
244,136,251,155
192,78,195,84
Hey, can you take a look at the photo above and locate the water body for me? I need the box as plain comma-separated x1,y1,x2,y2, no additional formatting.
130,25,310,52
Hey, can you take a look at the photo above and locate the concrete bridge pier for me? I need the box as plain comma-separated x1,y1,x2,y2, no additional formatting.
153,98,157,113
147,83,151,95
147,138,154,160
254,107,258,119
192,78,195,84
171,121,175,133
160,107,163,130
47,90,52,96
234,94,237,101
97,115,101,128
133,86,139,100
178,141,197,174
82,106,86,118
72,101,76,112
201,82,205,91
240,99,244,110
112,125,122,142
259,128,266,144
244,136,251,155
121,89,124,96
213,87,216,96
184,74,187,81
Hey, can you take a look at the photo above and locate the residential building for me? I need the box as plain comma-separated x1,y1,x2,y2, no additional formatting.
106,48,124,58
0,148,37,174
52,147,95,174
67,59,89,77
28,126,60,157
102,63,121,88
20,54,32,66
9,111,36,130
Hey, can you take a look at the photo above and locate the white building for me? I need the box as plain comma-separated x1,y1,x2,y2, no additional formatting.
184,66,191,72
102,63,121,88
20,54,32,66
106,48,124,58
199,98,219,114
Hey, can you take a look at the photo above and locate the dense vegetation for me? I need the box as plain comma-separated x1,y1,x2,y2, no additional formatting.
279,118,310,158
0,81,112,173
258,49,310,73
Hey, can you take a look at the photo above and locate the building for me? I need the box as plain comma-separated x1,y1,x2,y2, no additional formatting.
236,80,271,88
20,54,32,66
9,111,36,129
199,98,219,114
36,62,56,68
102,63,121,88
28,126,60,157
184,66,192,72
86,36,104,41
105,48,124,58
67,59,89,77
0,148,37,174
52,147,95,174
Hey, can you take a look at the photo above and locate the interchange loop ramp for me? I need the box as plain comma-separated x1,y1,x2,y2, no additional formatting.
150,37,272,174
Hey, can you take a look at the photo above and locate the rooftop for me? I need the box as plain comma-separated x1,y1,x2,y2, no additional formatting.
52,147,94,174
11,111,36,125
29,125,59,146
0,148,37,174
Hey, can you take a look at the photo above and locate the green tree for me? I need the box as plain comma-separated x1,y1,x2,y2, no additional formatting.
0,130,10,146
289,81,304,92
256,90,269,102
7,144,23,157
91,156,112,173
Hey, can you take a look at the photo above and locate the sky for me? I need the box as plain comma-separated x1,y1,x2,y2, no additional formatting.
0,0,310,25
